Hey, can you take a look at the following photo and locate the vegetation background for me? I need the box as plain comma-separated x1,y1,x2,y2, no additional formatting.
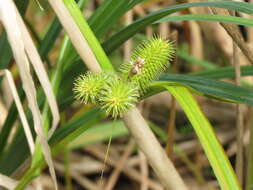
1,0,253,189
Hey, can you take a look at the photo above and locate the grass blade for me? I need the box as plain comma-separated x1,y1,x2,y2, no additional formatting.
0,1,58,189
38,18,62,61
155,14,253,27
158,74,253,105
0,174,18,189
164,85,241,190
14,6,60,138
192,65,253,79
103,1,253,53
62,0,114,72
0,70,34,154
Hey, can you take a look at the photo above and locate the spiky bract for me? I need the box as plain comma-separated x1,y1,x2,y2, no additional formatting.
73,72,108,104
121,37,174,94
100,78,139,118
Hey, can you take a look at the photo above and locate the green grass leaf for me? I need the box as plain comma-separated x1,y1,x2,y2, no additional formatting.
155,14,253,27
158,74,253,105
191,65,253,79
63,0,114,72
69,120,129,149
103,1,253,53
89,0,145,36
164,85,241,190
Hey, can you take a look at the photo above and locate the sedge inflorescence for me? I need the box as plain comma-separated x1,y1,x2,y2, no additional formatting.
120,37,174,94
73,37,174,118
73,71,108,104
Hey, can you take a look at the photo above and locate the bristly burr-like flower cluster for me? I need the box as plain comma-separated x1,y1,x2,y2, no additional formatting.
74,72,139,118
100,78,139,118
120,37,174,94
74,37,174,118
73,72,108,104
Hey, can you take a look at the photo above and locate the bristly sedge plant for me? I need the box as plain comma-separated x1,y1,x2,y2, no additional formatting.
73,37,174,181
74,37,174,118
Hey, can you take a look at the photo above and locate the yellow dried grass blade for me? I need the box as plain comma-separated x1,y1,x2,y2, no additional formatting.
13,5,60,138
0,173,32,190
0,173,19,189
0,1,58,189
48,0,102,73
0,69,35,154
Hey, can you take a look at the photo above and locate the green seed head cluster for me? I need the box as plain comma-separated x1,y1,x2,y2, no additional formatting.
74,72,138,118
73,72,108,104
121,37,174,94
100,79,139,118
74,37,173,118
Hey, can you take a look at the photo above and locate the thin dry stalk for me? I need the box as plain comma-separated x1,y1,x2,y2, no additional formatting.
189,21,203,67
34,177,43,190
72,172,101,190
123,10,133,60
212,8,245,185
13,6,60,138
54,161,101,190
0,174,18,190
188,0,233,58
0,70,34,153
50,1,187,189
105,139,135,190
139,151,149,190
159,1,170,38
166,97,176,158
85,146,164,190
210,7,253,65
47,0,101,73
166,31,178,158
0,1,58,189
1,76,13,108
233,30,244,185
0,174,32,190
0,99,7,127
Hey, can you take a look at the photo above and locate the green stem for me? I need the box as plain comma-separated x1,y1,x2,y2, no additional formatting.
62,0,114,72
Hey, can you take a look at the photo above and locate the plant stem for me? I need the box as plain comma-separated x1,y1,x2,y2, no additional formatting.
123,108,187,190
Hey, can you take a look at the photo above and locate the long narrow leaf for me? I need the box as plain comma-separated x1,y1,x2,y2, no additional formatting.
192,65,253,79
62,0,114,72
164,85,241,190
158,74,253,105
155,14,253,27
103,1,253,53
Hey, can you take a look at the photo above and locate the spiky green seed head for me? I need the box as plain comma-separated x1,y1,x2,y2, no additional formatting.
120,37,174,94
73,72,109,104
99,78,139,118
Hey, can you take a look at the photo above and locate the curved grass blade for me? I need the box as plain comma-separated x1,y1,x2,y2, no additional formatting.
62,0,114,72
164,85,241,190
0,70,34,154
192,65,253,79
15,108,105,190
89,0,145,36
177,49,217,70
103,1,253,53
158,74,253,105
155,14,253,27
0,1,58,189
